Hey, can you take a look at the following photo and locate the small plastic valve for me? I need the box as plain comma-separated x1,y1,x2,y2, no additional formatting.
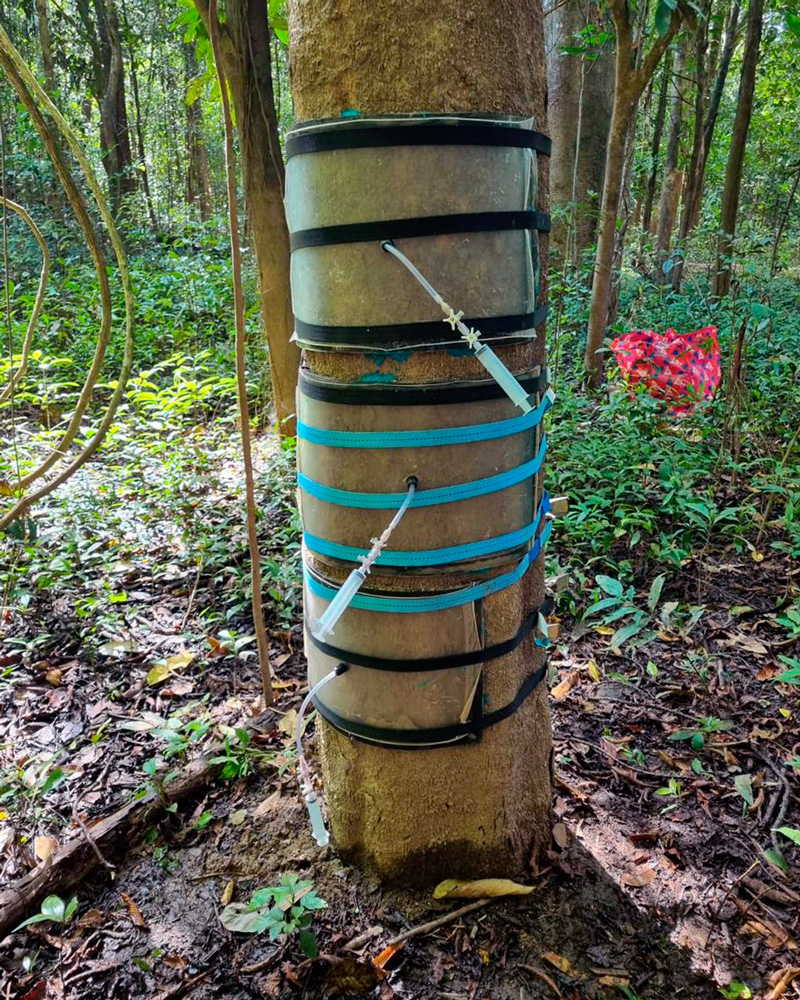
303,790,330,848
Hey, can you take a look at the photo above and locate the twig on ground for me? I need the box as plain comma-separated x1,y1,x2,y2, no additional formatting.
384,898,495,948
342,925,384,951
518,963,563,997
72,793,115,872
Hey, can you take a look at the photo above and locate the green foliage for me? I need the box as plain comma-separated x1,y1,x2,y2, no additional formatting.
220,875,327,958
15,894,78,932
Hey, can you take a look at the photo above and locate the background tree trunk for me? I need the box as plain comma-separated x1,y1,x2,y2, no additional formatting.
185,43,213,221
195,0,299,435
288,0,553,885
655,41,687,279
546,0,614,263
35,0,55,93
713,0,763,297
640,51,671,236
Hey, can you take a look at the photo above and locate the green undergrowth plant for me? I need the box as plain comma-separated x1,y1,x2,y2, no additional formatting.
220,875,327,958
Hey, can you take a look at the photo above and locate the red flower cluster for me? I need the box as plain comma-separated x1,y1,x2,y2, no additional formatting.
610,326,721,415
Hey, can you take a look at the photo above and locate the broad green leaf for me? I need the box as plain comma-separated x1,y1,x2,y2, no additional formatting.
595,575,623,598
647,574,666,612
41,895,67,922
655,0,675,35
609,620,646,649
298,929,318,959
775,827,800,846
733,774,754,807
786,10,800,37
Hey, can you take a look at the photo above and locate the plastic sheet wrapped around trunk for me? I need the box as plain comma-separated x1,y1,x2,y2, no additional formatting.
285,114,543,351
303,568,484,746
297,370,547,573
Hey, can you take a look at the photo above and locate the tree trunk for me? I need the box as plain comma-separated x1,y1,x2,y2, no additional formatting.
713,0,763,298
655,42,688,279
641,51,671,236
288,0,553,885
185,43,213,221
692,0,741,230
670,11,711,292
546,0,614,263
35,0,55,93
769,168,800,276
121,0,157,231
584,0,681,385
196,0,299,435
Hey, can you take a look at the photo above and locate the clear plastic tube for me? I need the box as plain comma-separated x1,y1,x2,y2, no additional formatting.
296,664,348,847
383,242,535,414
312,479,417,641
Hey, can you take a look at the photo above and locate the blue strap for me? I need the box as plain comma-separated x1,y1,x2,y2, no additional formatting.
304,512,553,614
299,436,547,510
298,391,551,450
305,504,544,566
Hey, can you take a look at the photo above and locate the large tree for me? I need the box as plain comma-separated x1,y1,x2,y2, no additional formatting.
288,0,553,883
546,0,614,263
584,0,685,385
193,0,300,435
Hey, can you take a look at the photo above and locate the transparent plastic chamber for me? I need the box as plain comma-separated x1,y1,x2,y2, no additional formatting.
285,114,541,352
287,114,548,746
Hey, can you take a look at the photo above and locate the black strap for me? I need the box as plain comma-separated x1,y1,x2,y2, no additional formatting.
290,210,551,251
294,304,548,349
307,597,554,672
286,122,552,160
298,368,548,407
313,657,549,748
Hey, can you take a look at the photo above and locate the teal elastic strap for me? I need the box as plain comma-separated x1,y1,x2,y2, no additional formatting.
299,436,547,510
304,511,553,614
298,391,551,450
305,503,544,566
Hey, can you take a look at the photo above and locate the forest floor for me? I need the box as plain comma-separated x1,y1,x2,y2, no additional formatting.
1,426,798,1000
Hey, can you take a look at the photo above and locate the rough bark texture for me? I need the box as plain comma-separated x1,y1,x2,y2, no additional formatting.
35,0,55,93
546,0,614,262
185,43,213,221
75,0,137,215
198,0,299,435
288,0,553,886
713,0,763,298
655,42,688,279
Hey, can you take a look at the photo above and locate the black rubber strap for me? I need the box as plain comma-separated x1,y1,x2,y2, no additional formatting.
313,657,549,747
294,304,548,348
290,210,551,251
286,122,552,160
298,368,548,407
307,597,554,672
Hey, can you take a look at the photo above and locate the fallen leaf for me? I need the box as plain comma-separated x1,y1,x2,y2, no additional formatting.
622,867,656,887
34,836,58,862
147,651,195,686
372,943,403,969
552,822,568,849
254,790,281,817
45,669,62,687
598,976,630,987
767,966,800,1000
229,809,247,826
757,664,780,681
552,670,580,700
77,909,105,928
740,918,797,950
433,877,534,899
587,658,602,682
120,892,148,929
279,709,298,737
98,639,141,657
723,633,769,656
20,983,47,1000
326,956,384,994
542,952,580,977
220,880,235,906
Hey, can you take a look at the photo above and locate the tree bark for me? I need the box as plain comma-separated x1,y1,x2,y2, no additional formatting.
546,0,614,263
584,0,682,385
655,41,688,278
712,0,763,298
641,51,671,236
288,0,553,885
75,0,137,215
185,43,213,221
193,0,299,436
35,0,55,93
769,167,800,276
692,0,741,230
